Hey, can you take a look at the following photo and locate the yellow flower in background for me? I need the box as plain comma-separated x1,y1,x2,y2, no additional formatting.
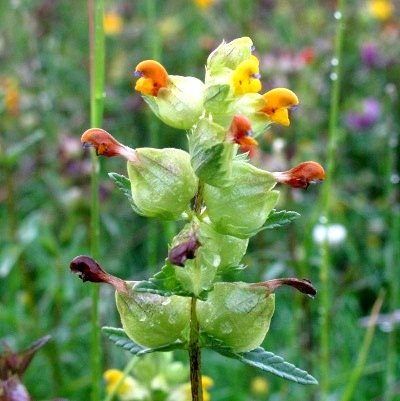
260,87,299,126
179,375,214,401
195,0,218,9
232,55,262,95
104,369,135,396
250,376,270,396
1,77,20,117
368,0,394,20
104,11,123,35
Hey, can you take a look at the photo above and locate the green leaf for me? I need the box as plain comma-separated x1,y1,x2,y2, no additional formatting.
108,172,144,216
262,209,300,229
203,334,318,385
102,327,186,355
133,261,208,299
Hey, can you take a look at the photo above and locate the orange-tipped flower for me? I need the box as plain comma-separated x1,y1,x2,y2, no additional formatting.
260,88,299,126
134,60,168,96
273,161,325,189
228,115,258,146
81,128,137,162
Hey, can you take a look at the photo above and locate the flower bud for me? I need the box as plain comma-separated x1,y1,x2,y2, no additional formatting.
197,282,275,352
127,147,198,220
203,161,279,238
116,284,191,348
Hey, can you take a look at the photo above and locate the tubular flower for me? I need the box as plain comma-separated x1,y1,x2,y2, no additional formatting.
81,128,137,162
134,60,168,96
231,55,262,95
228,115,258,146
272,161,325,189
260,88,299,126
134,60,205,130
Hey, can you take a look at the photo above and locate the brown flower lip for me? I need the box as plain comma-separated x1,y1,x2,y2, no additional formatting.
70,255,129,294
272,161,325,189
168,234,201,267
252,277,317,298
81,128,138,162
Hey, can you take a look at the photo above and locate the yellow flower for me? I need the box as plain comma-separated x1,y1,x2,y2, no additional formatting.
134,60,168,96
260,88,299,126
368,0,394,20
231,55,262,95
195,0,217,9
250,376,270,396
103,369,135,396
104,11,123,35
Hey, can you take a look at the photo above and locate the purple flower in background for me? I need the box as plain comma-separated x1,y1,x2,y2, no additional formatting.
361,43,382,68
345,98,381,131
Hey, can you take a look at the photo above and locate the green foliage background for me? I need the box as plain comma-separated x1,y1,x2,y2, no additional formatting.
0,0,399,400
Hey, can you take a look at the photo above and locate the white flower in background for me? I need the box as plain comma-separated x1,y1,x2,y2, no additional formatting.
312,223,347,246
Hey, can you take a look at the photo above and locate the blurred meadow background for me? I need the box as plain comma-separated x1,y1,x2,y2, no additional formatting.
0,0,399,400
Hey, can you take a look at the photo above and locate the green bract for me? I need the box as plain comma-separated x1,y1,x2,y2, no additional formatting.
170,219,249,296
116,283,191,348
189,117,235,187
142,75,205,130
206,37,254,75
197,282,275,352
127,147,198,220
203,160,280,238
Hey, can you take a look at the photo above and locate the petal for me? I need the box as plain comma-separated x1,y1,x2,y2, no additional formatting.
262,88,299,109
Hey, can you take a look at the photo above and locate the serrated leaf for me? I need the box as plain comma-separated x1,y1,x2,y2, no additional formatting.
108,172,144,216
263,209,300,229
203,334,317,385
102,327,186,355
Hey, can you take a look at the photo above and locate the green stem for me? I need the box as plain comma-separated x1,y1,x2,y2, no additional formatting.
319,1,345,399
88,0,105,399
340,291,385,401
189,297,203,401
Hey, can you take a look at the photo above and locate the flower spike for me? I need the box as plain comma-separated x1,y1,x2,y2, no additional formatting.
228,115,258,146
260,88,299,126
272,161,326,189
134,60,168,96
